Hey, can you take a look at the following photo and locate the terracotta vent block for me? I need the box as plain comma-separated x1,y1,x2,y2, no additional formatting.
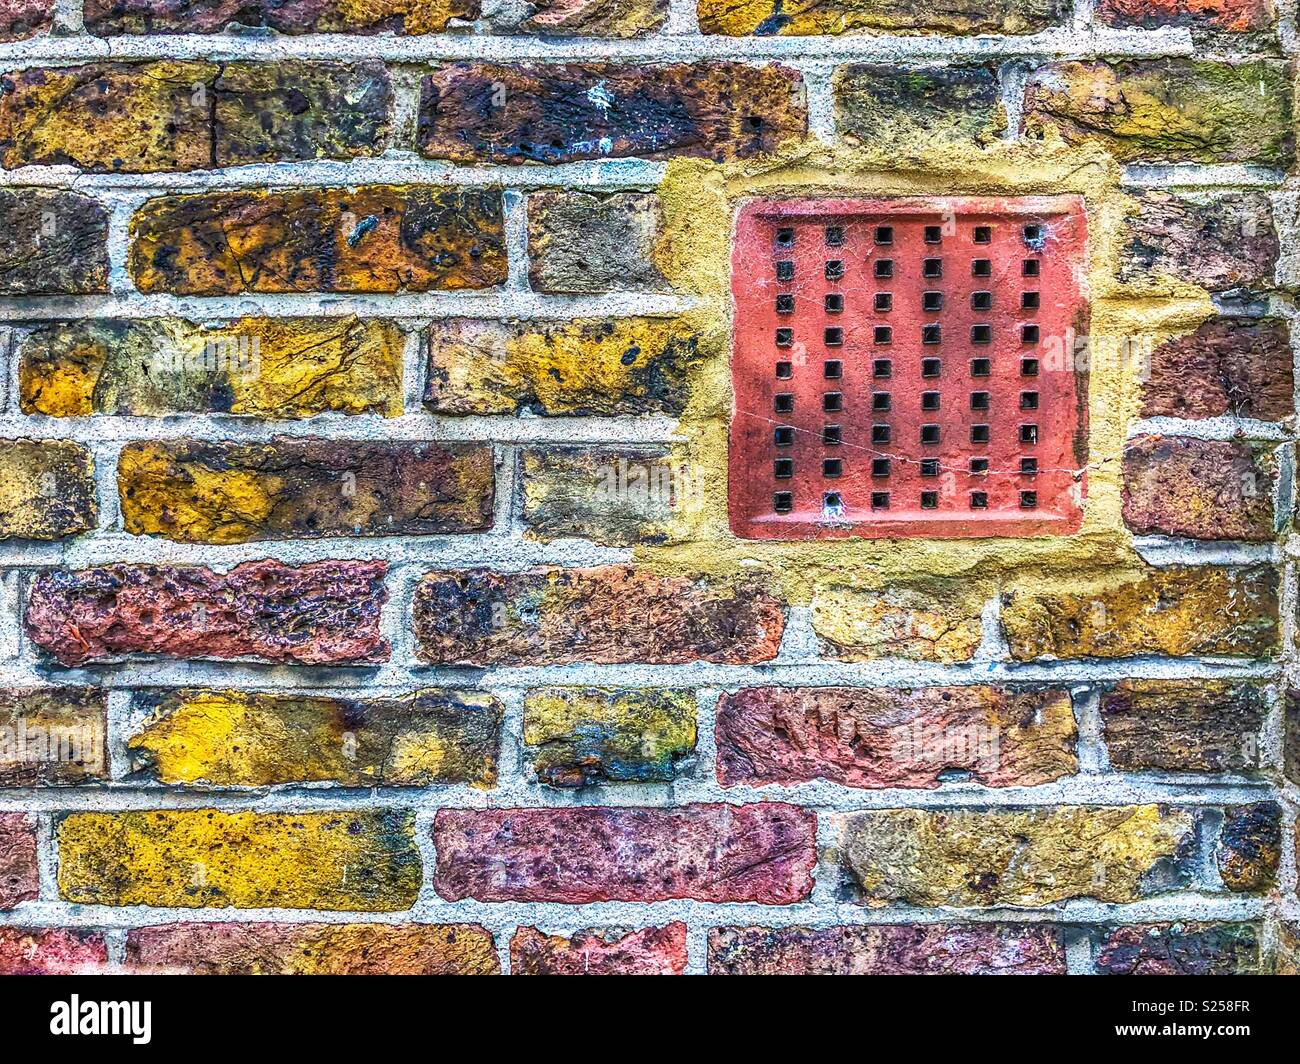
729,196,1089,539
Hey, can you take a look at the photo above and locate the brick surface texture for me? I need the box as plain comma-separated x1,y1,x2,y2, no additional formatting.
0,0,1297,981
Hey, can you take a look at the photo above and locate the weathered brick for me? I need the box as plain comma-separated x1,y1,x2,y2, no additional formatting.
1022,60,1293,166
1122,436,1276,541
1094,923,1261,974
0,439,96,540
708,925,1067,975
511,924,687,975
0,0,51,39
1279,922,1300,974
521,446,687,546
18,317,405,419
527,191,669,294
716,686,1077,789
810,582,985,664
126,923,498,974
26,560,389,667
1001,565,1279,661
841,806,1196,907
84,0,477,34
0,62,390,172
0,188,109,295
697,0,1065,34
1216,802,1280,891
118,438,494,543
425,317,704,417
1140,317,1293,421
1095,0,1274,30
418,62,806,164
433,804,816,903
130,186,506,294
58,810,421,909
1101,680,1267,774
1119,190,1279,292
414,566,784,666
128,688,501,788
0,813,37,909
522,687,697,786
0,927,107,974
508,0,668,35
835,65,1004,151
0,687,107,785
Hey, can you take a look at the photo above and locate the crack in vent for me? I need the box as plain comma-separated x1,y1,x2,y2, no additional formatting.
728,196,1089,540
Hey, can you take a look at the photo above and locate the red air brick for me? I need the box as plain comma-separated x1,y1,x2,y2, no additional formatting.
729,196,1088,538
432,804,817,904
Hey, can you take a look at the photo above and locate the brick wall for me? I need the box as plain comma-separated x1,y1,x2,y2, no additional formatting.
0,0,1298,976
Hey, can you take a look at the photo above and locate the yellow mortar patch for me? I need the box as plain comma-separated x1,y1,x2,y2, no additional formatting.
639,137,1218,600
57,809,421,910
811,583,988,663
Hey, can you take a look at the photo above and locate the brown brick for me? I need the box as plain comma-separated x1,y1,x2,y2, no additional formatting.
0,189,109,295
118,438,494,543
1286,689,1300,786
0,0,51,39
511,925,687,975
697,0,1065,34
0,439,96,540
0,813,37,909
417,62,806,164
0,62,390,172
1094,923,1261,974
129,186,506,294
127,923,498,974
1122,436,1276,541
508,0,668,34
84,0,478,34
1120,190,1279,292
708,925,1067,975
1140,317,1293,421
433,804,816,903
128,688,501,788
0,927,107,974
58,810,421,910
25,560,389,667
527,191,669,294
716,686,1077,789
835,65,1004,151
521,446,686,546
1100,680,1268,774
19,317,405,419
424,317,705,417
1095,0,1275,31
1001,565,1279,660
842,806,1197,907
413,565,784,666
0,688,107,785
1023,60,1293,166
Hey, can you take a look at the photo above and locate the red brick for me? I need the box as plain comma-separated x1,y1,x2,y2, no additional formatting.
126,922,499,974
414,566,784,666
432,804,816,903
1094,923,1260,974
0,813,38,909
1122,436,1275,541
0,0,51,38
716,686,1077,789
1096,0,1274,30
0,927,107,973
25,561,389,667
708,925,1067,975
510,924,687,975
1140,317,1293,421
